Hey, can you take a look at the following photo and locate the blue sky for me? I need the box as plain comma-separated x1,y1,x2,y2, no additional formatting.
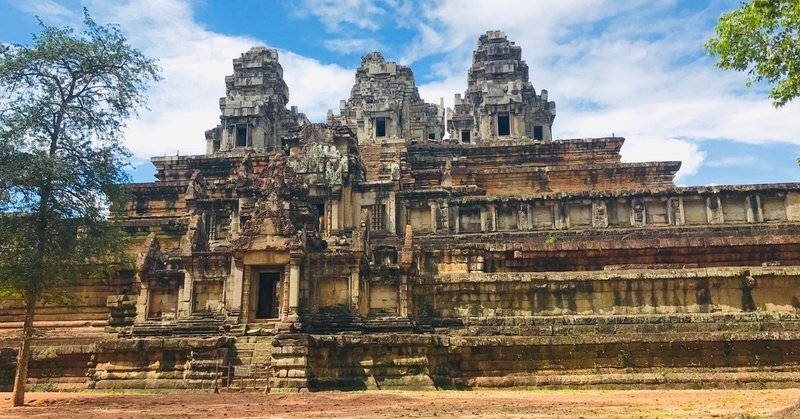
2,0,800,186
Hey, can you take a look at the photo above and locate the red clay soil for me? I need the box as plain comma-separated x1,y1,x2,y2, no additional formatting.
1,389,799,418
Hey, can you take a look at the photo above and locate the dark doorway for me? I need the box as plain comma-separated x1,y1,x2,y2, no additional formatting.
375,118,387,137
533,125,544,141
461,130,471,143
256,272,280,319
236,125,248,147
497,113,510,136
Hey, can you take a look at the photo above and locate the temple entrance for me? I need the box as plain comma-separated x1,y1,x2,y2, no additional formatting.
256,272,281,319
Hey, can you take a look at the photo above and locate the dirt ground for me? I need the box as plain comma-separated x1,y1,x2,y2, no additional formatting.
1,389,799,418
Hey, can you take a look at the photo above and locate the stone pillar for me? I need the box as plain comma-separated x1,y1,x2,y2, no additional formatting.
555,202,568,229
350,269,360,312
746,195,763,223
280,264,289,320
398,273,409,317
667,198,684,226
632,198,646,227
330,200,340,231
398,224,414,318
288,258,300,317
135,278,149,323
519,204,531,231
591,201,608,228
179,271,193,318
225,258,244,320
386,192,396,234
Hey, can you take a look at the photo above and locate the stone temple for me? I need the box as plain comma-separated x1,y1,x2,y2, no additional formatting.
3,30,800,391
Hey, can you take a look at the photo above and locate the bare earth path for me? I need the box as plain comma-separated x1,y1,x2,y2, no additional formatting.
1,389,799,418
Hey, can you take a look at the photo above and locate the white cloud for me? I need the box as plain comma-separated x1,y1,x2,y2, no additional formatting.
620,137,706,184
10,0,75,24
705,155,758,168
322,38,384,55
280,51,354,121
294,0,403,32
76,0,353,159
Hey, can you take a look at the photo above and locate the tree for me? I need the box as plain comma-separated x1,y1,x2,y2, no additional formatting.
0,10,160,406
705,0,800,107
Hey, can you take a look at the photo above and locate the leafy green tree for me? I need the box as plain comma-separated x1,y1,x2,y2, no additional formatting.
705,0,800,107
0,10,160,406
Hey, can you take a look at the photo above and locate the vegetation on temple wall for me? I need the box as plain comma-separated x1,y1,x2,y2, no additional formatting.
0,9,160,406
705,0,800,107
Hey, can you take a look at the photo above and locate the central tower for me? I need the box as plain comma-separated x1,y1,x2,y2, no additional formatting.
448,30,556,143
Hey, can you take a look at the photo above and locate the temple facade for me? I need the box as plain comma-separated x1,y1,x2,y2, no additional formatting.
3,31,800,392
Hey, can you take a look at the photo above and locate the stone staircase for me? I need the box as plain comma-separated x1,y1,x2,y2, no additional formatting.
221,336,276,391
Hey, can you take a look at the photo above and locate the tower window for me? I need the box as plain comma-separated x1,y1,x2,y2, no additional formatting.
236,125,248,147
375,118,387,137
461,130,471,143
534,125,544,141
368,204,385,230
497,113,510,136
428,133,436,140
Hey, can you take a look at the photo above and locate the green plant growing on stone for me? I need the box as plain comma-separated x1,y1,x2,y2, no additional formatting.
0,9,160,407
617,350,633,369
32,346,57,361
544,235,557,245
592,362,602,374
28,380,55,392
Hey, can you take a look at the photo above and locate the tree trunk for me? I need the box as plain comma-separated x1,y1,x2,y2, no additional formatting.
11,292,36,407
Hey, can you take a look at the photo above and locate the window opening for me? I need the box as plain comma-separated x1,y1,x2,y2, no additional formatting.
205,212,217,240
236,125,248,147
497,113,510,136
370,204,385,230
461,130,471,143
375,118,387,137
533,125,544,141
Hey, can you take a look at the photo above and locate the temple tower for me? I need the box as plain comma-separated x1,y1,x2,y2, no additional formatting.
332,52,444,144
448,30,556,143
205,47,308,154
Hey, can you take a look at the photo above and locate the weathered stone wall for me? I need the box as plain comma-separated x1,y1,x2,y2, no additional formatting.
0,276,133,329
307,334,454,391
0,337,231,391
300,315,800,390
413,267,800,319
